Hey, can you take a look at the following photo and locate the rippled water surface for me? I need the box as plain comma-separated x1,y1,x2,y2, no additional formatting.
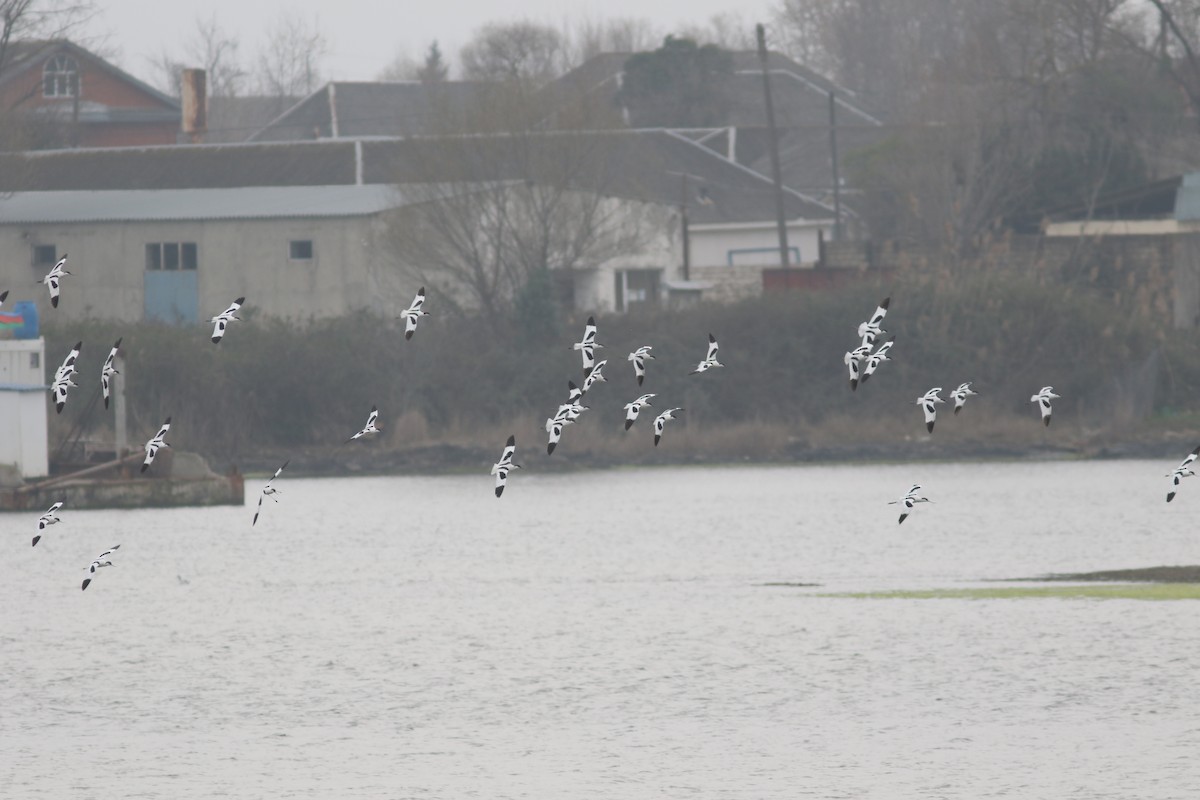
3,461,1199,798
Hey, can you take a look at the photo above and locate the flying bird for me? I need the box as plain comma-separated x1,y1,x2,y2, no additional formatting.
857,296,890,345
50,341,81,414
624,393,656,430
347,406,380,442
1166,445,1200,503
210,297,244,343
652,407,683,447
859,337,894,386
546,382,589,455
581,360,608,395
1030,386,1060,427
41,254,70,308
950,382,978,415
33,501,64,547
572,316,603,373
491,435,521,497
888,484,931,525
101,338,122,409
81,545,120,591
843,342,872,390
689,333,723,374
0,289,8,308
141,417,172,473
628,346,655,386
916,387,945,433
252,460,289,526
400,287,430,340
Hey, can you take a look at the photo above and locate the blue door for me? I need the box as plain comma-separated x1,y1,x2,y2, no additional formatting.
144,270,198,324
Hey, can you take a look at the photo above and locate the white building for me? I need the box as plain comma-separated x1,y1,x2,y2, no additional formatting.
0,337,49,478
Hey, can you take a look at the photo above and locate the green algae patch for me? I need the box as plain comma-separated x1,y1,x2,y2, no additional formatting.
823,584,1200,601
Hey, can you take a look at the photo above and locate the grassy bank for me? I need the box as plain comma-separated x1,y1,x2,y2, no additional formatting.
39,271,1200,471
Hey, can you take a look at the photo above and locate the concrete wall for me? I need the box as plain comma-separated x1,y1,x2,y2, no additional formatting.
0,216,395,324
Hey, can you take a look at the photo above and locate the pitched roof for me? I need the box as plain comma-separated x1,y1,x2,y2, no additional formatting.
0,185,402,224
548,50,884,128
0,39,179,111
0,129,834,224
205,96,299,143
248,81,491,141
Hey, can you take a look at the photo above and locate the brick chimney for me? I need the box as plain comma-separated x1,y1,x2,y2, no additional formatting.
180,68,207,144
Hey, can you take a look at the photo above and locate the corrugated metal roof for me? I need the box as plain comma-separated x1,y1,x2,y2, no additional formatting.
1175,173,1200,221
0,185,405,224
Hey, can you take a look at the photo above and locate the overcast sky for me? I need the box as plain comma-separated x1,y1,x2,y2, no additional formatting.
90,0,776,88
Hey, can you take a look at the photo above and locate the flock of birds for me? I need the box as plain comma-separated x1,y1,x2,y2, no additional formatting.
8,255,1199,584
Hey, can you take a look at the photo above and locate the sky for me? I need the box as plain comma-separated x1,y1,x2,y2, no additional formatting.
87,0,777,89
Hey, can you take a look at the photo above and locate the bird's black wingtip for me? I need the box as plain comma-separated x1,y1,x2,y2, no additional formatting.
880,296,891,309
637,375,643,386
926,422,935,433
654,435,661,447
51,297,59,308
73,341,82,349
850,380,858,391
32,536,39,547
211,336,222,344
506,434,515,446
55,403,64,414
114,337,122,348
494,487,504,498
0,290,7,302
1044,417,1051,427
81,579,90,591
547,442,556,455
1167,493,1175,503
404,330,414,340
898,514,907,524
104,398,110,409
234,296,245,304
708,332,716,342
140,463,149,473
953,407,961,415
164,416,171,424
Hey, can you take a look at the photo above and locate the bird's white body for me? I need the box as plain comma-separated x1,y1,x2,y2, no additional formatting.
399,287,430,340
100,338,122,410
628,346,655,386
916,388,944,433
581,360,607,395
50,341,81,414
1030,386,1060,427
492,435,520,497
141,417,172,473
81,545,120,591
1166,445,1200,503
572,316,603,373
888,484,931,524
209,297,244,343
42,255,70,308
860,337,894,385
33,501,64,547
652,407,683,446
348,406,380,442
690,334,723,374
950,382,978,415
253,460,289,526
624,393,656,430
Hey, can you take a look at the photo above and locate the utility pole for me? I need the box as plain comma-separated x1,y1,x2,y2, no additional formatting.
829,90,842,242
756,23,790,269
680,173,691,281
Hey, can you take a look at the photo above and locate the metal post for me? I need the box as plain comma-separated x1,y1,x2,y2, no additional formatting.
114,353,128,455
756,23,791,269
829,90,842,242
680,173,691,282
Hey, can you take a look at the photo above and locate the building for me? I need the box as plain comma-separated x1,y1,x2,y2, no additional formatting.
0,130,835,321
0,40,181,148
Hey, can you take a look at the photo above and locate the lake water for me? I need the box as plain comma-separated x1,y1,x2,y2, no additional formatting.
3,461,1199,798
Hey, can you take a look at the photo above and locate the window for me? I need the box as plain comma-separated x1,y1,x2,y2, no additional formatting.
613,269,661,312
32,244,57,267
145,242,198,271
289,240,313,260
43,55,79,98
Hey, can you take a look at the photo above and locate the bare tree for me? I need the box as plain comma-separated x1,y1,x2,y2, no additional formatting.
568,15,660,64
150,14,245,98
460,20,567,84
0,0,96,80
385,130,658,326
256,12,326,99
